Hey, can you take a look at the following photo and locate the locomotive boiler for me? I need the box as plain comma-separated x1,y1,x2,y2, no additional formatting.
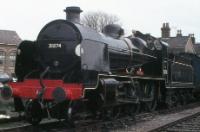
1,6,199,125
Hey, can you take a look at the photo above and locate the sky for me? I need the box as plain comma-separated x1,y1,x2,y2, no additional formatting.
1,0,200,42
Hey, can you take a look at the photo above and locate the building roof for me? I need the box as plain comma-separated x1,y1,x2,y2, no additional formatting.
161,36,189,48
0,30,21,44
161,36,192,54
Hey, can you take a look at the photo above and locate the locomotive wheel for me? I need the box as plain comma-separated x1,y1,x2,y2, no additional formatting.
25,100,43,125
145,98,157,112
186,91,194,102
179,92,187,105
101,107,114,120
133,103,141,114
184,92,190,104
129,103,141,117
141,82,157,112
166,92,178,108
112,106,121,119
98,106,121,120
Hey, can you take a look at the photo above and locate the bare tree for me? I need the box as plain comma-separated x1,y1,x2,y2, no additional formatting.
81,11,120,32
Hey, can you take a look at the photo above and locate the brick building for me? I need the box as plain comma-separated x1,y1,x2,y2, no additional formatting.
161,23,196,54
0,30,21,76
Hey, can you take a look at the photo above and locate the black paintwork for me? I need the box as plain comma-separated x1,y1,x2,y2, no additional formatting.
15,19,158,84
192,56,200,88
14,17,200,90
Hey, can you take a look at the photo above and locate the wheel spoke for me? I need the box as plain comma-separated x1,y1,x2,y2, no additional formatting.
140,82,157,112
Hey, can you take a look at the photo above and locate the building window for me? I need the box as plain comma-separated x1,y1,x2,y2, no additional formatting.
9,51,16,67
0,50,5,65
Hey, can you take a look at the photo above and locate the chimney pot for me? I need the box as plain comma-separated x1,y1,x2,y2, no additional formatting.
166,23,169,28
163,23,165,27
176,30,182,37
161,22,170,38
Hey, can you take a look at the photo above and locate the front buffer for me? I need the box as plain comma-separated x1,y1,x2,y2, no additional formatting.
1,79,83,125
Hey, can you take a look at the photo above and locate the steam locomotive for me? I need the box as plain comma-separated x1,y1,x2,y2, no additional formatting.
1,6,200,125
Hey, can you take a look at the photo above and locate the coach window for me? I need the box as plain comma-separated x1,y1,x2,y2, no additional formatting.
0,50,5,66
9,51,16,67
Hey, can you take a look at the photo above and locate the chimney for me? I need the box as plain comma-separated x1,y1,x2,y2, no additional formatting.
64,6,82,23
161,22,170,38
176,30,182,37
189,34,195,44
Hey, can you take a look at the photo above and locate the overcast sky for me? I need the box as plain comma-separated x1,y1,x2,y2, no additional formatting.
1,0,200,42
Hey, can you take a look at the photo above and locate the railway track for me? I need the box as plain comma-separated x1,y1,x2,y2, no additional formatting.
1,102,200,132
150,112,200,132
133,102,200,132
0,115,23,124
0,112,155,132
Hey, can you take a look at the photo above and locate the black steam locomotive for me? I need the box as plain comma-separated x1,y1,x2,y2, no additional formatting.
1,6,200,125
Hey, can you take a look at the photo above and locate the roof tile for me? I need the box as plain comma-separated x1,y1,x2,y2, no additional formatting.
0,30,22,44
